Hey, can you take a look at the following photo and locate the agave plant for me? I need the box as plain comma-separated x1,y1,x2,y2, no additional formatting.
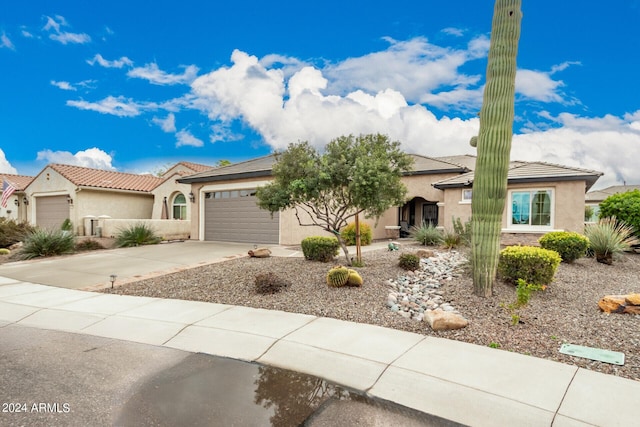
584,217,639,265
410,222,443,246
115,223,161,247
20,228,75,259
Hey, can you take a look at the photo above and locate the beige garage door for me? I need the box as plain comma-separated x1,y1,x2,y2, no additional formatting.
204,189,279,244
36,195,70,230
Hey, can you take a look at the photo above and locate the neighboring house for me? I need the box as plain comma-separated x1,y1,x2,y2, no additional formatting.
178,154,603,246
23,161,213,236
585,185,640,222
0,173,34,222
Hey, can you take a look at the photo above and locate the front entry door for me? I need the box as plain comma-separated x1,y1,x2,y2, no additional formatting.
422,203,438,227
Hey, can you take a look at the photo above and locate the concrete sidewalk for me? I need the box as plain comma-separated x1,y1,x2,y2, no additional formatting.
1,276,638,426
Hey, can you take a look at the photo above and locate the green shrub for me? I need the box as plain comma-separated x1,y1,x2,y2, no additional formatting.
340,222,372,246
599,190,640,237
498,245,561,286
301,236,340,262
0,248,10,255
326,266,350,287
61,218,73,232
410,222,443,246
452,217,472,246
398,253,420,271
115,223,161,247
585,217,640,265
0,218,35,249
254,272,290,294
20,228,75,259
75,239,105,251
538,231,589,263
442,228,462,249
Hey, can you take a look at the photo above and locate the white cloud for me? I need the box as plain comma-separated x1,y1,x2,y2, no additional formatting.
66,96,157,117
175,130,204,147
324,36,487,106
36,147,115,170
441,27,465,37
127,63,199,85
1,32,15,50
87,54,133,68
515,63,580,104
51,80,76,91
512,111,640,189
0,149,18,174
152,113,176,133
42,15,91,45
191,49,480,154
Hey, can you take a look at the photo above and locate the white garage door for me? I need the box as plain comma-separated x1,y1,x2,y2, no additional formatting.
36,195,69,230
204,189,279,244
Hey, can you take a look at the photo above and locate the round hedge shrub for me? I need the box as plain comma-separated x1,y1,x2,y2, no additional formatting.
398,253,420,271
301,236,340,262
340,222,372,246
498,246,561,286
538,231,589,263
599,190,640,238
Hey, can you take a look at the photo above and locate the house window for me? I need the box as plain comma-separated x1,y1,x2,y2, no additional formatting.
509,189,553,228
461,189,472,203
172,193,187,220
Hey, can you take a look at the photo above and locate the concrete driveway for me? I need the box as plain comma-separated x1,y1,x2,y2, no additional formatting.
0,241,293,290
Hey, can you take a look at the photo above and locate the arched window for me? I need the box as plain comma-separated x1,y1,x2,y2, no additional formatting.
172,193,187,220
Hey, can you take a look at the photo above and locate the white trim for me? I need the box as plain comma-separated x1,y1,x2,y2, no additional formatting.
461,189,473,203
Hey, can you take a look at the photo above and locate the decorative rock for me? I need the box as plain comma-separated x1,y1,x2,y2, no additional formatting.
599,295,640,314
416,249,435,258
625,294,640,305
248,248,271,258
424,309,469,331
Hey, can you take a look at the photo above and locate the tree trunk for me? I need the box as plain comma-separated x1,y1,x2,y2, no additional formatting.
471,0,522,297
336,235,352,266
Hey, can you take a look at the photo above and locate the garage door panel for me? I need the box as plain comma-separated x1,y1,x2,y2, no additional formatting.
36,195,70,230
204,193,279,244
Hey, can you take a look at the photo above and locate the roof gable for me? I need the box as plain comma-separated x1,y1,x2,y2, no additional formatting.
47,164,164,192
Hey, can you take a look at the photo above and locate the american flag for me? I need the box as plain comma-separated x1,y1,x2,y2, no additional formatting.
1,179,17,208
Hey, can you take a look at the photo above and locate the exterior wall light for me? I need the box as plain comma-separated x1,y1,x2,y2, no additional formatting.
188,192,195,203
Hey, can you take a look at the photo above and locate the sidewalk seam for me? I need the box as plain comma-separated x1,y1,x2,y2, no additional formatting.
363,336,427,394
255,316,321,360
550,366,579,426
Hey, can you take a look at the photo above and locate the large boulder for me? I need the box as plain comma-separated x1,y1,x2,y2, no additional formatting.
598,294,640,314
424,309,469,331
248,248,271,258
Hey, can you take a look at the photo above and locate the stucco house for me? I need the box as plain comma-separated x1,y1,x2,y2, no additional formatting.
178,154,603,246
22,161,212,237
585,185,640,222
0,173,34,222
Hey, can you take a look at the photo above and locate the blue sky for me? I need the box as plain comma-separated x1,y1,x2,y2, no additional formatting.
1,0,639,189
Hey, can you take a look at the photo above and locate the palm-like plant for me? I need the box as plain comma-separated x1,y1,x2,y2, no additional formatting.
584,217,639,264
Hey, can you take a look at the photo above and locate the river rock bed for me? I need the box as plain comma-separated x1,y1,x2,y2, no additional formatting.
387,251,467,321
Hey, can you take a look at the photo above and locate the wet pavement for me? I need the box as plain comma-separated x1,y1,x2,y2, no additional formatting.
1,324,460,427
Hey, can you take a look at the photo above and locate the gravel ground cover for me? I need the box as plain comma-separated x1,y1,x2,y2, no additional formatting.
102,243,640,382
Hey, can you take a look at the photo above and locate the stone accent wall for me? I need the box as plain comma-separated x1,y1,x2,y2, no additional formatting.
500,233,543,247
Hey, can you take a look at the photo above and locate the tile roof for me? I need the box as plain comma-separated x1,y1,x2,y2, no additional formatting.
586,185,640,202
0,174,34,191
174,161,214,173
47,164,164,192
433,161,603,191
178,155,277,183
178,153,469,183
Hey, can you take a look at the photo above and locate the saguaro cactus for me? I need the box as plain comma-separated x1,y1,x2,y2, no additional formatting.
471,0,522,297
